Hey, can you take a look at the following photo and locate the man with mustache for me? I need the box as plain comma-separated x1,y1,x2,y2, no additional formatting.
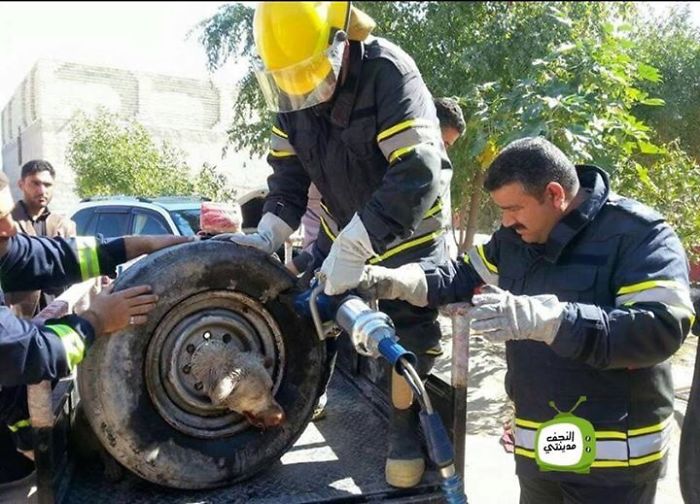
357,136,694,503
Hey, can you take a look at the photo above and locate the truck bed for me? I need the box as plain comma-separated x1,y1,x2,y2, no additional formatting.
63,368,446,503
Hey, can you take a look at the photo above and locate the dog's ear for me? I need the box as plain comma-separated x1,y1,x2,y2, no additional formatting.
211,374,240,404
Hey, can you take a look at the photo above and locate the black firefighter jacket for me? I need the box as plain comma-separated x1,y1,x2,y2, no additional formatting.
423,165,695,485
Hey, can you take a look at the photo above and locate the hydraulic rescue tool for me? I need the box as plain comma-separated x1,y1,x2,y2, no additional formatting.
295,280,468,504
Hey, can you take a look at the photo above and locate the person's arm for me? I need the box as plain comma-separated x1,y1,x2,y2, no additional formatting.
261,116,311,232
359,60,449,253
360,238,496,307
0,307,95,386
0,234,190,292
551,222,694,369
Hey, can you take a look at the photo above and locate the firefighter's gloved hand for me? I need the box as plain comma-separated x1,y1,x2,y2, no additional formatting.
469,285,564,344
213,212,293,255
357,264,428,307
320,213,377,295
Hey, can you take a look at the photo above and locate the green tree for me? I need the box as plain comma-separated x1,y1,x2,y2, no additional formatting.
66,109,193,198
633,3,700,162
193,162,238,203
195,1,700,257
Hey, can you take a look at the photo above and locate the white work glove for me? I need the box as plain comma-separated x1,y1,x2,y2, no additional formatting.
213,212,293,255
357,264,429,307
320,213,377,295
469,285,565,344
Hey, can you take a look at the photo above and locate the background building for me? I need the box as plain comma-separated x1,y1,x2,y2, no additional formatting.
0,59,270,214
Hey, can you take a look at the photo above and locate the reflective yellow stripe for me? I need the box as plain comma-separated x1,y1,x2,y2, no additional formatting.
617,280,683,296
321,221,441,265
597,431,627,440
628,416,672,437
515,418,541,430
271,125,288,139
376,118,434,142
369,230,444,265
46,324,85,371
476,244,498,273
269,149,295,158
320,216,337,241
388,145,416,164
462,253,470,264
76,236,99,280
629,447,668,466
591,460,629,468
424,200,442,219
8,419,30,432
515,447,535,459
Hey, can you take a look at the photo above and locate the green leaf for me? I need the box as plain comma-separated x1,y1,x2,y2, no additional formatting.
636,63,662,83
637,140,663,154
640,97,666,106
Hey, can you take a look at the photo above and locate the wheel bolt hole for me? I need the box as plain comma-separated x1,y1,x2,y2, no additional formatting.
203,331,211,340
195,382,203,391
222,333,232,344
182,364,191,374
186,344,195,354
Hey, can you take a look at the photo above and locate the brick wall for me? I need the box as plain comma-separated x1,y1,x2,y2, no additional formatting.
1,59,271,215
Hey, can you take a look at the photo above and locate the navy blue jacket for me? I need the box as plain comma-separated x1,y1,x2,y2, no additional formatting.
264,37,450,263
423,166,694,484
0,235,125,419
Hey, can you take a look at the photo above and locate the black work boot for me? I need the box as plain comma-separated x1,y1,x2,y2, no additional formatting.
385,364,428,488
385,405,425,488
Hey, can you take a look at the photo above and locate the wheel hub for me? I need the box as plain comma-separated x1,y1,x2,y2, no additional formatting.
145,290,285,438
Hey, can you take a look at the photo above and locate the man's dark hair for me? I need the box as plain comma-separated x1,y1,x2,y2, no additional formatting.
484,137,578,198
21,159,55,179
434,97,465,135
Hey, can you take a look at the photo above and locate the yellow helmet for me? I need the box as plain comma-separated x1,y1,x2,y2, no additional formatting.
253,2,374,112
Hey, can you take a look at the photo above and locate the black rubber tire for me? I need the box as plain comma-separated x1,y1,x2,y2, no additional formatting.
78,241,325,489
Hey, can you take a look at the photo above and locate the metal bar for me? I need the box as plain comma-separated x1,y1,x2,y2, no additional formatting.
444,303,471,479
27,381,55,504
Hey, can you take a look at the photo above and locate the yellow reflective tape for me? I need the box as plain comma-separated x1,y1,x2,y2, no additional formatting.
369,230,444,265
591,460,629,468
76,236,99,280
377,118,434,142
476,244,498,273
320,201,331,214
320,216,337,241
596,431,628,440
515,418,541,430
269,149,296,158
271,125,288,139
388,145,416,164
46,324,85,371
616,280,683,296
628,416,672,437
514,447,536,459
8,419,30,432
517,418,627,440
424,200,442,219
462,253,470,264
628,448,667,466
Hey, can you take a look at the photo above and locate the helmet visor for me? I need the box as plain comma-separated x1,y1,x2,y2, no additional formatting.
254,31,347,113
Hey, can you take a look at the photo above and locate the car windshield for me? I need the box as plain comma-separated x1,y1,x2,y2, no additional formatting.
169,208,201,236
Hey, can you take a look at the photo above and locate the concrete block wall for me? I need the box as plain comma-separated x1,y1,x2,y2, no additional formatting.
1,59,271,215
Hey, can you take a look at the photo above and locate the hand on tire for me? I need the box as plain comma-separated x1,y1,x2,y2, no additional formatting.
83,284,159,335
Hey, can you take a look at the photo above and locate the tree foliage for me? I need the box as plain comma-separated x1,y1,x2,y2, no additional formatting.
195,1,700,257
633,4,700,162
67,109,238,202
